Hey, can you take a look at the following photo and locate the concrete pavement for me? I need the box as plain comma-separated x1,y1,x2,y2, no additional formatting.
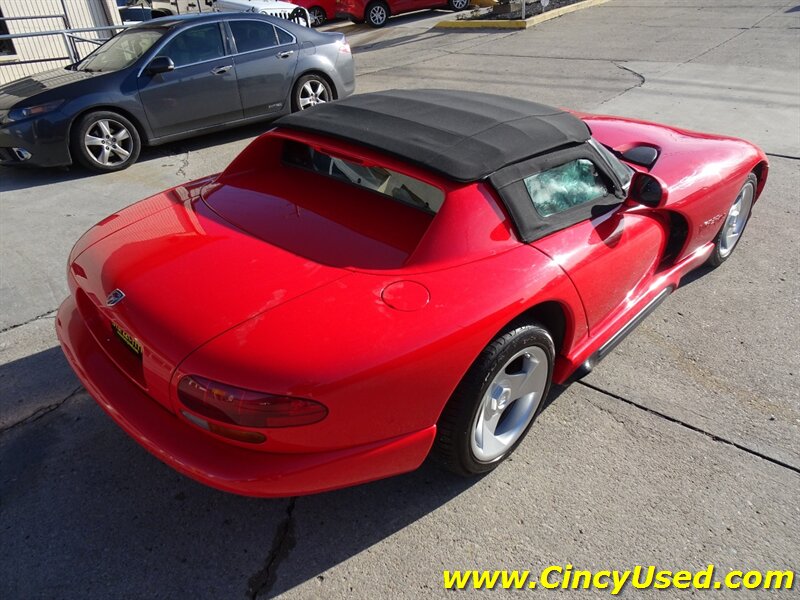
1,1,798,598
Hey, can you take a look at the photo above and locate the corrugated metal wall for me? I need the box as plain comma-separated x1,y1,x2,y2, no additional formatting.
0,0,122,84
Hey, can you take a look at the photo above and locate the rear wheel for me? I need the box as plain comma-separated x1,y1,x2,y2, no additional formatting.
434,323,554,476
365,1,389,27
449,0,469,10
72,110,141,173
291,74,333,112
308,6,327,26
706,173,757,267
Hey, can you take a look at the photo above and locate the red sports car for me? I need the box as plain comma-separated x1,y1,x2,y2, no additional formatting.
56,90,768,497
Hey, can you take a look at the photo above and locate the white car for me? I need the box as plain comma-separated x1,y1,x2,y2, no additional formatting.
212,0,310,26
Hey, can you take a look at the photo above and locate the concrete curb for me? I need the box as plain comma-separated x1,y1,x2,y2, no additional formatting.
435,0,609,30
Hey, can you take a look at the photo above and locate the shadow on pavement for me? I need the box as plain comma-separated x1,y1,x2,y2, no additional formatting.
0,120,274,193
0,346,568,598
0,342,77,430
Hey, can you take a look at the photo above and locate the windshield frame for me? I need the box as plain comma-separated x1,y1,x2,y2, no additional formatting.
588,137,635,195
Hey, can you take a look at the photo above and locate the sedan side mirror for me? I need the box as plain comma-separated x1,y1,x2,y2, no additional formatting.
146,56,175,76
628,172,667,208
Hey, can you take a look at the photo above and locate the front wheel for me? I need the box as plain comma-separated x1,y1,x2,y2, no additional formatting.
308,6,327,26
71,110,141,173
706,173,757,267
448,0,469,10
434,324,555,476
291,74,333,112
365,1,389,27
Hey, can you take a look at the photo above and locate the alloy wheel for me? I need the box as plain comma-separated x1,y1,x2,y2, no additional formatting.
719,180,755,258
298,79,330,110
369,4,387,26
309,7,326,26
83,119,133,167
470,346,549,462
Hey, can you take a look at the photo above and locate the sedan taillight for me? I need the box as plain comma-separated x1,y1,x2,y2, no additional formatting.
177,376,328,429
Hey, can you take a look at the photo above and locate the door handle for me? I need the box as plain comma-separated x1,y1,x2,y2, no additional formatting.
211,65,232,75
277,50,294,59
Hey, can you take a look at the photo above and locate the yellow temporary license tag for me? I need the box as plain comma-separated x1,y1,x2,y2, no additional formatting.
111,322,143,357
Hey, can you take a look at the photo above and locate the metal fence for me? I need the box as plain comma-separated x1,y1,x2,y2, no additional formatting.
1,7,312,77
0,19,126,69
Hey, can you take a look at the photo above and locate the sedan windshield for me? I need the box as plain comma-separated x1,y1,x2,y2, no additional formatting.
76,29,164,73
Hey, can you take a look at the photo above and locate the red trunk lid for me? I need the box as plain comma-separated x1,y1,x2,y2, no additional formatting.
70,192,345,411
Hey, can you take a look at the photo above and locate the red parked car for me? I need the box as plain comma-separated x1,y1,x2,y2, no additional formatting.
337,0,469,27
57,90,767,497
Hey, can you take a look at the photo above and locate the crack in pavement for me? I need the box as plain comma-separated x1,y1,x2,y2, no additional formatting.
246,497,297,599
175,146,190,179
596,61,646,106
0,386,83,435
1,309,58,334
577,380,800,476
766,152,800,161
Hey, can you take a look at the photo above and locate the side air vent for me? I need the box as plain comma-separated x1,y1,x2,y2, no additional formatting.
621,145,660,168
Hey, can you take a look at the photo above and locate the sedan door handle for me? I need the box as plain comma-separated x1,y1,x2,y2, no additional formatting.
211,65,233,75
277,50,294,59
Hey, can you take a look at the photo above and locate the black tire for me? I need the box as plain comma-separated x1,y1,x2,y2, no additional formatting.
365,0,389,27
706,173,757,268
434,323,555,476
308,6,327,26
291,74,334,112
71,110,141,173
448,0,469,10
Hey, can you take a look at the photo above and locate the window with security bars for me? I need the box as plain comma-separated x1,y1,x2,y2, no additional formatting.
0,9,17,56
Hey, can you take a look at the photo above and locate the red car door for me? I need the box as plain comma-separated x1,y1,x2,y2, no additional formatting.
533,206,666,333
497,150,667,335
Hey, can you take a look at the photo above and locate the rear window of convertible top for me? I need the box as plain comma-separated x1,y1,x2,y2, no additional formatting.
283,140,445,215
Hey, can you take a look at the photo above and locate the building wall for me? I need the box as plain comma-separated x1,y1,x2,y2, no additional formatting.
0,0,122,84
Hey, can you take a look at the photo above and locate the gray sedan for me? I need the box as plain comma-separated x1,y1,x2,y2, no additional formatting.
0,13,354,172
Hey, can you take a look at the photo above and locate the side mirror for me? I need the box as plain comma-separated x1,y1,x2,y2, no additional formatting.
146,56,174,75
628,172,667,208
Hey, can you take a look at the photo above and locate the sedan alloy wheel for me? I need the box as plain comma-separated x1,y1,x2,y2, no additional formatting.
84,118,134,167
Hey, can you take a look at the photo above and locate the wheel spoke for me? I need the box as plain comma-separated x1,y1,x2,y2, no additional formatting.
97,120,112,138
475,404,504,456
98,146,111,165
85,135,105,147
115,129,130,142
504,355,543,399
298,95,313,109
111,146,130,160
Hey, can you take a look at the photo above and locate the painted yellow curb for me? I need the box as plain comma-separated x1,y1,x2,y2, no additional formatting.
436,0,610,30
472,0,498,7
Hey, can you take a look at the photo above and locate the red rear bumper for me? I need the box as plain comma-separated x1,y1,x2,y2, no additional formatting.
56,295,435,497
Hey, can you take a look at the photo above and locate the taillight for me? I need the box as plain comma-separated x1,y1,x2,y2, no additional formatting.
177,376,328,429
339,39,351,54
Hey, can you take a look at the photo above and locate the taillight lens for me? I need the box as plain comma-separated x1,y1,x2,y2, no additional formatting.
339,39,351,54
177,376,328,428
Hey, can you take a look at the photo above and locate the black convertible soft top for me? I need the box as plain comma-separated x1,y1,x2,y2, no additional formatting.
276,89,591,182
